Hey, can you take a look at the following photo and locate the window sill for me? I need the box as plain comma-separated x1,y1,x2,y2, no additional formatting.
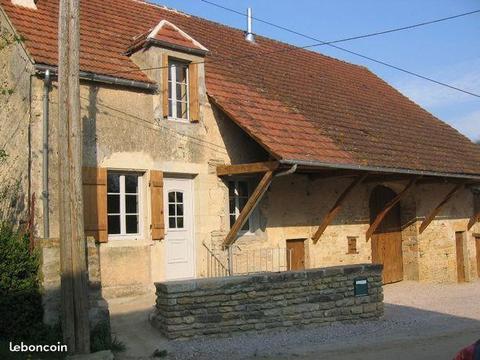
167,117,190,124
107,235,143,241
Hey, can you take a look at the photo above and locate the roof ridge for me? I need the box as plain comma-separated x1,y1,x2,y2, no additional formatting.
130,0,191,17
137,1,368,71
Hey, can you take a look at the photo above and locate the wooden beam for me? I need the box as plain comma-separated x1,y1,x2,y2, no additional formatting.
366,177,419,241
312,174,368,243
419,183,465,234
223,171,274,248
216,161,279,176
467,212,480,230
468,191,480,230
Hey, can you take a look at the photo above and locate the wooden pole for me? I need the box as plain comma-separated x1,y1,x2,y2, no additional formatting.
58,0,75,351
58,0,90,353
68,0,90,353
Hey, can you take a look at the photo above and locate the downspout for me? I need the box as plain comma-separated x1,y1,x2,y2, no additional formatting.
42,69,50,239
274,163,298,178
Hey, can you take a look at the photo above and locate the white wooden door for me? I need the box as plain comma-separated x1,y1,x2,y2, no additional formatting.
164,177,195,280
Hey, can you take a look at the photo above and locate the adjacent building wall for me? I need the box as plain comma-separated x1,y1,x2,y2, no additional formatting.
0,10,33,225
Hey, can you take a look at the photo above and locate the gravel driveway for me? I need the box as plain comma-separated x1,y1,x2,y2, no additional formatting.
112,280,480,360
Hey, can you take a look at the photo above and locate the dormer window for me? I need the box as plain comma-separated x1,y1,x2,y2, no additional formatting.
168,60,189,121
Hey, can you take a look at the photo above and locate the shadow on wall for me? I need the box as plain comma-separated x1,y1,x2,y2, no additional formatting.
213,105,270,164
262,175,472,230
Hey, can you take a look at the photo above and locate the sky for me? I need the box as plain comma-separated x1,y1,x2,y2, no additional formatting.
153,0,480,142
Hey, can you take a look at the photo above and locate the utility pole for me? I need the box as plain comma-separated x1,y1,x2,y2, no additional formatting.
58,0,90,354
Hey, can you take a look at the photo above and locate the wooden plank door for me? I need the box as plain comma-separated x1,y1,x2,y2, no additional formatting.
475,236,480,278
455,232,466,283
287,239,305,271
370,186,404,284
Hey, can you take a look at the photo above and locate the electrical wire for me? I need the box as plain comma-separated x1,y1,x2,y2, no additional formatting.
195,0,480,98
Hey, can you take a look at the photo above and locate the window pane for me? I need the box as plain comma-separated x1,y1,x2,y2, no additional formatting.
229,199,235,214
176,83,188,101
177,217,184,228
228,182,235,197
168,192,175,203
176,64,187,83
238,197,247,212
107,194,120,214
176,204,184,216
238,181,248,197
107,173,120,193
108,215,120,235
176,192,183,203
230,215,236,228
125,175,138,193
125,215,138,234
168,204,175,216
241,218,250,232
169,217,176,229
125,195,138,214
168,80,172,99
177,101,187,119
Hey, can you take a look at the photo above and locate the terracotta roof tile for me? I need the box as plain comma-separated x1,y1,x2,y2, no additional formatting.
1,0,479,176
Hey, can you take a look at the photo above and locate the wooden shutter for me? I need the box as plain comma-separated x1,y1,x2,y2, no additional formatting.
150,170,165,241
188,62,200,122
83,167,108,243
162,53,169,119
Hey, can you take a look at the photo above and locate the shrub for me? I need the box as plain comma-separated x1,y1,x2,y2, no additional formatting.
0,225,46,341
90,321,125,353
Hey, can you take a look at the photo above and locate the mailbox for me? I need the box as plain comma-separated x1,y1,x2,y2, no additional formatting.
354,278,368,297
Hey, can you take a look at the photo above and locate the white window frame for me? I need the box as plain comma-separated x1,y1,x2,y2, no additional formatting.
107,172,143,240
168,59,190,122
228,179,258,235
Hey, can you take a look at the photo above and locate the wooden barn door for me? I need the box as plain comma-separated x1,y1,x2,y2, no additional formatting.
370,186,403,284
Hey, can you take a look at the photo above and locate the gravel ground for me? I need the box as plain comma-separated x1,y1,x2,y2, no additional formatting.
164,280,480,360
112,280,480,360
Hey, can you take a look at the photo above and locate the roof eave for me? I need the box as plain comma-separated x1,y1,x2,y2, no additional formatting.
34,64,158,91
148,39,209,57
279,159,480,181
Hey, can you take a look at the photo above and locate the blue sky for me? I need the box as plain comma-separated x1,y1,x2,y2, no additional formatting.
154,0,480,142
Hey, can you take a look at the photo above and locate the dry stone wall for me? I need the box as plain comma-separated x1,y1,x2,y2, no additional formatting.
151,264,383,339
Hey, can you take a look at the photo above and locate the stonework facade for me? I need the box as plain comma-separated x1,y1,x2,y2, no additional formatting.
151,264,384,339
1,3,479,331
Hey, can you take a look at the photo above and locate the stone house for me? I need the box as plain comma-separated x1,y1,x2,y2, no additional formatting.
1,0,480,315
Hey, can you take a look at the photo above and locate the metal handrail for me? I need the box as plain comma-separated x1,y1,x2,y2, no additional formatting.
202,242,230,275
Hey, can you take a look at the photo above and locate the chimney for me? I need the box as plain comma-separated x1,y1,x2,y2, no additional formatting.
11,0,37,9
245,7,255,43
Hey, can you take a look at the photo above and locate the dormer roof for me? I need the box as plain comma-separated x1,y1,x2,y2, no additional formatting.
127,20,208,56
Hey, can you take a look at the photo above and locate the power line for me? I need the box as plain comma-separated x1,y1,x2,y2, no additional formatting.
197,0,480,98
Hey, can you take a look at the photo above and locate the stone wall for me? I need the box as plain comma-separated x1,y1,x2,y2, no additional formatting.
39,237,110,328
0,11,34,225
151,264,383,339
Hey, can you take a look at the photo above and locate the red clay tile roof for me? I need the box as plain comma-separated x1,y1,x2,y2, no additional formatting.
2,0,480,177
127,20,207,55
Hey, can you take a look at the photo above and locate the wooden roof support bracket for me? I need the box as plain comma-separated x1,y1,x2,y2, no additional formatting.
312,174,368,243
419,183,465,234
467,212,480,230
366,177,419,241
216,161,279,176
223,170,274,248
